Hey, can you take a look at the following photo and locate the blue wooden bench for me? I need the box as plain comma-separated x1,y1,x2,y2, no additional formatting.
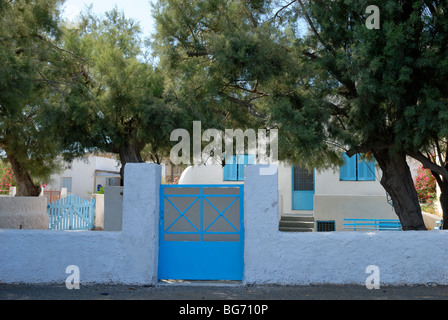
343,219,402,231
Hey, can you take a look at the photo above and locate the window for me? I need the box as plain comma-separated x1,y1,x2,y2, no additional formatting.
223,154,254,181
293,166,314,191
340,153,375,181
61,177,72,192
106,177,121,186
316,221,335,232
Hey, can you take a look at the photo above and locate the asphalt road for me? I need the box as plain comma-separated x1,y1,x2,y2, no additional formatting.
1,282,447,300
2,282,445,318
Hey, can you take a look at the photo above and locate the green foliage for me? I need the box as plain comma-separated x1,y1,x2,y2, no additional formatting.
0,0,74,195
153,0,448,171
56,6,183,169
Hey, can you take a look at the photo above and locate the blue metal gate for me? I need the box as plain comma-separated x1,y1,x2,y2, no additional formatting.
158,184,244,281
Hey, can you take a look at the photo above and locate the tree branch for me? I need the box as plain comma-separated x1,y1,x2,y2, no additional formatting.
217,91,267,119
186,50,209,57
302,50,357,98
297,0,337,56
35,34,89,64
346,145,371,157
273,0,297,21
410,151,448,180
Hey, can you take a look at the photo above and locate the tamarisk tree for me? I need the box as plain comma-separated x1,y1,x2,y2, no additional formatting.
57,7,183,184
0,0,80,196
153,0,448,230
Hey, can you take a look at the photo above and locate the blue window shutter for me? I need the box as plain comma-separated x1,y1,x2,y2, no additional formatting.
237,155,246,181
236,154,255,181
340,153,357,181
247,154,255,165
357,155,375,181
224,155,238,181
366,157,375,181
62,177,72,192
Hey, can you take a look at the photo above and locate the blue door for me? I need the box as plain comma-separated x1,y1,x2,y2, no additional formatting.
159,185,244,281
291,166,314,210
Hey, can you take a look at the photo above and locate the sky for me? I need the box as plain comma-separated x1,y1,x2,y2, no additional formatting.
61,0,156,39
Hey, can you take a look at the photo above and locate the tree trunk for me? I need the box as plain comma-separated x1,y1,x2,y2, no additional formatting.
7,153,41,197
373,150,426,230
118,141,145,186
437,180,448,230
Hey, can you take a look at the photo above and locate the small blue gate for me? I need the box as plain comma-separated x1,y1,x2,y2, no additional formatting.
47,195,95,230
158,184,244,281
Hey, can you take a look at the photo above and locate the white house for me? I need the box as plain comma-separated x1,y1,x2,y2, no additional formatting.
178,153,401,231
45,155,174,200
46,156,121,199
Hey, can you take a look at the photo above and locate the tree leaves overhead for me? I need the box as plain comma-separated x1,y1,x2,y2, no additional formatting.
154,0,448,168
0,0,73,195
153,0,448,229
56,6,185,182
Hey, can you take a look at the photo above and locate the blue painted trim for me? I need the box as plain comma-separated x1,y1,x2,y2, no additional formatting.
343,218,402,231
164,196,200,232
291,165,315,210
203,196,239,232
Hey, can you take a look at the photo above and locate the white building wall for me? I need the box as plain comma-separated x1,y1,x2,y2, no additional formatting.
94,156,121,173
47,157,121,199
278,163,398,229
71,158,96,199
179,165,243,185
180,161,397,228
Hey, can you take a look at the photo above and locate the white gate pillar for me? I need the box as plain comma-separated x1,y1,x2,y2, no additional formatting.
243,164,280,284
122,163,161,284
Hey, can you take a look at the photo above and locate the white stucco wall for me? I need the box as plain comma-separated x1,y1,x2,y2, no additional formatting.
2,163,447,286
46,156,121,199
244,164,448,285
179,165,244,185
313,195,397,231
0,197,48,230
0,163,160,285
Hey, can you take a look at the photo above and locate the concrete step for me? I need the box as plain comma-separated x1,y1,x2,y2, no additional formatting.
279,220,314,228
279,226,314,232
279,214,315,232
280,215,314,222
